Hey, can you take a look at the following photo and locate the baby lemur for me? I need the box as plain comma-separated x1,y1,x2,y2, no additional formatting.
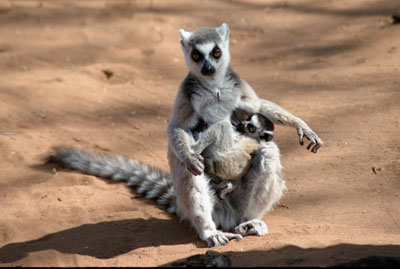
191,113,274,199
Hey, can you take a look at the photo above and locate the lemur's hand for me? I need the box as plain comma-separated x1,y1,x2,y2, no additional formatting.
185,152,204,176
297,124,324,153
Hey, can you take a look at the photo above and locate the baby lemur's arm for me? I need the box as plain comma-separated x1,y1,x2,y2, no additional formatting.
191,120,234,155
237,80,324,153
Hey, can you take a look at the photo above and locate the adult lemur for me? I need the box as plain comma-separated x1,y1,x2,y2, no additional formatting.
49,23,323,247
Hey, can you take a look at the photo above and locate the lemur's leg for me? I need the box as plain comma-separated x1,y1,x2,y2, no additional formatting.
229,141,286,236
192,120,234,154
168,148,242,247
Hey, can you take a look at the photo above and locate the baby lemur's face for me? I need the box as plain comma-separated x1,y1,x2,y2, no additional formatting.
179,23,231,78
237,114,275,142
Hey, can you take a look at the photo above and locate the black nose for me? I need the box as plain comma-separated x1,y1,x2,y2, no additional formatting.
201,61,215,76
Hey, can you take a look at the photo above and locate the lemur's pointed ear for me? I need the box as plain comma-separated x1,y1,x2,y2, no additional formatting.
179,29,192,47
260,115,275,131
217,23,230,41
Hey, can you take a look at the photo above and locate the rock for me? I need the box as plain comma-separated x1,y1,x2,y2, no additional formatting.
171,250,231,267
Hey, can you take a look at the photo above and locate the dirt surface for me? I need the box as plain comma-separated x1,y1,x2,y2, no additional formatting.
0,0,399,267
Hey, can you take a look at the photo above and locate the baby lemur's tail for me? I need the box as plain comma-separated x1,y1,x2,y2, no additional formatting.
47,147,176,213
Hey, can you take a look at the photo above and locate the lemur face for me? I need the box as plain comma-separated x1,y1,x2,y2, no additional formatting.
179,23,231,78
237,114,275,142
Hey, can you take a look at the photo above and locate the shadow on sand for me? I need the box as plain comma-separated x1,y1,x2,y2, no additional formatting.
162,243,400,267
0,217,194,263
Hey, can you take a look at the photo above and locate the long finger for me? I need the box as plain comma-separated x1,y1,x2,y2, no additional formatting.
312,137,324,153
307,141,315,150
189,165,203,176
197,154,204,162
298,129,304,145
306,135,316,149
189,168,201,176
312,143,322,153
214,236,225,246
217,235,229,245
226,233,242,241
198,161,204,170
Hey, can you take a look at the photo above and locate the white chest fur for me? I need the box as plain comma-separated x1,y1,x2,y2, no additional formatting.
191,85,240,124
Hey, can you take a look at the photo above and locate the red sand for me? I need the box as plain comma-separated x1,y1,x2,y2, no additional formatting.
0,0,399,266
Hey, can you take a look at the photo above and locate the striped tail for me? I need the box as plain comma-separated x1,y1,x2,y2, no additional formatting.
47,147,176,213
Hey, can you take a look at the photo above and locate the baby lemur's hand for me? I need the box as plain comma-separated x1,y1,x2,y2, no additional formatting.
185,152,204,176
296,124,324,153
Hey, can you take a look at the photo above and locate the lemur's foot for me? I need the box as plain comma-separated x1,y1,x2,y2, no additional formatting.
234,219,268,236
201,230,242,247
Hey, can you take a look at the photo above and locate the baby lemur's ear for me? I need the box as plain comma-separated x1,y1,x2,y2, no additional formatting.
258,114,274,131
245,114,253,121
179,29,192,47
217,23,230,41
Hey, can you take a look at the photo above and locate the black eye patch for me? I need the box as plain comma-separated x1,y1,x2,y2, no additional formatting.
191,49,203,62
247,124,256,133
211,46,221,59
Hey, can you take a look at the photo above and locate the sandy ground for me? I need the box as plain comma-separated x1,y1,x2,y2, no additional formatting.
0,0,399,267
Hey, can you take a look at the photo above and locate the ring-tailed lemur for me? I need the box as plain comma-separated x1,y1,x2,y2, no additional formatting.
192,114,274,199
48,23,323,247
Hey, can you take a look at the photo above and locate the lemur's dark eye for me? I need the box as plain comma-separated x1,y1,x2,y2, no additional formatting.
212,47,221,59
248,124,256,133
191,49,202,62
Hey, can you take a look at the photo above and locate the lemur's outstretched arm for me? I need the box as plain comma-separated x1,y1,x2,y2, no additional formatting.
238,80,324,153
